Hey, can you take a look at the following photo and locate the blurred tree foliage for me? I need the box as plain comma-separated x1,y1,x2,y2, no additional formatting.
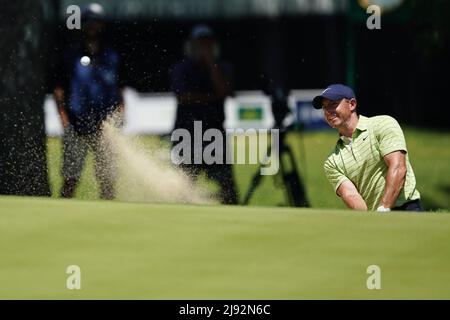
0,1,51,196
410,0,450,128
411,0,450,58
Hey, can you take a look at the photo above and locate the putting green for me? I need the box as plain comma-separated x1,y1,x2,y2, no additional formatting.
0,196,449,299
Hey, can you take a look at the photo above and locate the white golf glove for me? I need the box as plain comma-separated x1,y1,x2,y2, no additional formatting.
376,205,391,212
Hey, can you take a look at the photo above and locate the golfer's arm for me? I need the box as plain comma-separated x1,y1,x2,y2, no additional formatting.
118,89,125,112
54,86,69,128
337,180,368,210
379,151,407,209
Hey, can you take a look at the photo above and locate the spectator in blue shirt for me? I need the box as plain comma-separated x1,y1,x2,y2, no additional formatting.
53,3,124,199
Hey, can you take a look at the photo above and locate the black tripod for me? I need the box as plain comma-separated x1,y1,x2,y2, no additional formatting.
242,128,310,207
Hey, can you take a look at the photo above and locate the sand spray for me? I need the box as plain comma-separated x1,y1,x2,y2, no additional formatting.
100,115,216,205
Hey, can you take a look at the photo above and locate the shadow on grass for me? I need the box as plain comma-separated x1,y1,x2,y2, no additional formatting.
421,191,449,212
439,184,450,196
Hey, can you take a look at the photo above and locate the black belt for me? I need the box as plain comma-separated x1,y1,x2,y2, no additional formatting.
393,199,424,211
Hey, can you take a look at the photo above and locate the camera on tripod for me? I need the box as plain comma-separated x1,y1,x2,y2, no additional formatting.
242,86,310,207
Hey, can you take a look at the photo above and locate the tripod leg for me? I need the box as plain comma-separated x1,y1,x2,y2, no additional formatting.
280,144,309,207
242,144,273,205
242,171,264,205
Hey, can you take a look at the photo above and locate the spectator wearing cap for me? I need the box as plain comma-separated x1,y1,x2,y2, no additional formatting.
170,25,238,204
313,84,422,212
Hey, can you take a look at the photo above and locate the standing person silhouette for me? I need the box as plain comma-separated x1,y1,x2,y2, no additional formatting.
54,3,124,199
170,25,238,204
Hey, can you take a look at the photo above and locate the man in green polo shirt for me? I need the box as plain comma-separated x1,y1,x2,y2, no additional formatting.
313,84,423,212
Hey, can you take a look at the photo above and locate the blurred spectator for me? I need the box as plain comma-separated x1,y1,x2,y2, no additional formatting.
53,3,124,199
170,25,238,204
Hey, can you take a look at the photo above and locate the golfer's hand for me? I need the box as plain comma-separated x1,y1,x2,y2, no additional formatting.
61,112,70,129
112,103,125,128
376,205,391,212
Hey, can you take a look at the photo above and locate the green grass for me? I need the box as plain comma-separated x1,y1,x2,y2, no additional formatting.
0,196,449,299
1,127,448,299
46,128,450,210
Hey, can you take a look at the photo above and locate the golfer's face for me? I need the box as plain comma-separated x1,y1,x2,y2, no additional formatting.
322,98,352,128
